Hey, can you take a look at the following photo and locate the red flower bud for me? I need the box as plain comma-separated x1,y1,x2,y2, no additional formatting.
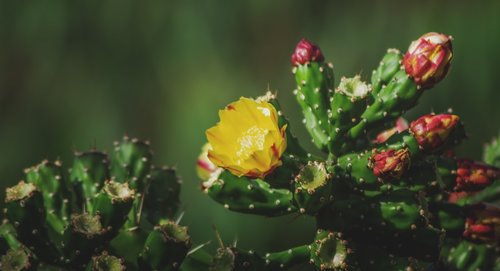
409,114,460,152
403,32,453,89
374,117,408,143
463,204,500,242
291,38,324,66
448,191,474,203
455,159,499,191
370,148,411,179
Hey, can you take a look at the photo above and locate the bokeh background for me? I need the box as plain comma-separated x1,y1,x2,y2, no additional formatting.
1,0,499,254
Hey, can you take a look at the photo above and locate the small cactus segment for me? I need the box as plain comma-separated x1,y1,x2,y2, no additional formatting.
294,161,333,215
142,167,181,224
440,240,500,271
205,170,297,216
483,133,500,167
24,160,72,230
4,182,59,264
200,33,500,270
62,213,106,267
70,151,110,210
1,138,190,270
139,221,191,271
292,39,334,151
111,136,153,190
371,49,403,95
0,248,32,271
328,76,370,155
310,230,350,270
88,253,125,271
92,181,134,235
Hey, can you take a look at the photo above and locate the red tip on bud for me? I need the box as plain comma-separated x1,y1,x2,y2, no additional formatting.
409,114,460,152
455,159,499,191
403,32,453,89
370,148,411,179
463,204,500,242
291,38,324,66
374,117,409,143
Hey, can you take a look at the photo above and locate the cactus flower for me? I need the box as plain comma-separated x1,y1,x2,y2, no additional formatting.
370,148,411,179
206,97,287,179
410,114,460,152
455,159,499,191
403,32,453,89
374,117,409,143
291,38,324,66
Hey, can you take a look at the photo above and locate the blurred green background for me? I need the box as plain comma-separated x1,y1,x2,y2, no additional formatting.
1,0,499,254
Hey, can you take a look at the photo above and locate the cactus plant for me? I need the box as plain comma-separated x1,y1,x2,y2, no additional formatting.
0,137,196,271
199,33,500,270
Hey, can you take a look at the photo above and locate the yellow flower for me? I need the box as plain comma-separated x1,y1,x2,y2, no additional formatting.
206,97,287,179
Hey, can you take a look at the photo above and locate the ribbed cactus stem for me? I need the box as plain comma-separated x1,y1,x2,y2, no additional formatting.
4,182,59,264
92,181,134,236
371,48,403,96
328,76,371,155
139,221,191,271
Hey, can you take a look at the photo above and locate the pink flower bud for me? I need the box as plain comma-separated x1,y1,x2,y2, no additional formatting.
291,38,324,66
409,114,460,152
455,159,499,191
370,148,411,179
403,32,453,89
463,204,500,242
374,117,409,143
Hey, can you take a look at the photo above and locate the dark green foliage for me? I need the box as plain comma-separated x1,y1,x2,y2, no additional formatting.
0,138,190,270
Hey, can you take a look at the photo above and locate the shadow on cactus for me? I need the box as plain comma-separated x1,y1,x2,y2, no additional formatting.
0,137,196,270
198,33,500,270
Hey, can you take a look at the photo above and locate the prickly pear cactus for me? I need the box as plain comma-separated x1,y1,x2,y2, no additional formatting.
0,137,194,271
198,33,500,270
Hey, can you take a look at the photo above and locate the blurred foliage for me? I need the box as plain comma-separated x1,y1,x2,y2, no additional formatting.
0,0,499,254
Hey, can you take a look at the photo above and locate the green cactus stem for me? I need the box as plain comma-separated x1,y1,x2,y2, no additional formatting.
371,49,403,96
205,170,297,216
484,133,500,167
291,39,335,151
317,190,442,260
328,76,371,156
92,181,134,236
111,136,153,190
138,221,191,271
109,227,149,269
24,160,72,233
87,252,125,271
142,166,181,225
440,239,500,271
4,182,59,264
293,161,333,215
61,213,106,267
70,151,110,212
0,248,32,271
